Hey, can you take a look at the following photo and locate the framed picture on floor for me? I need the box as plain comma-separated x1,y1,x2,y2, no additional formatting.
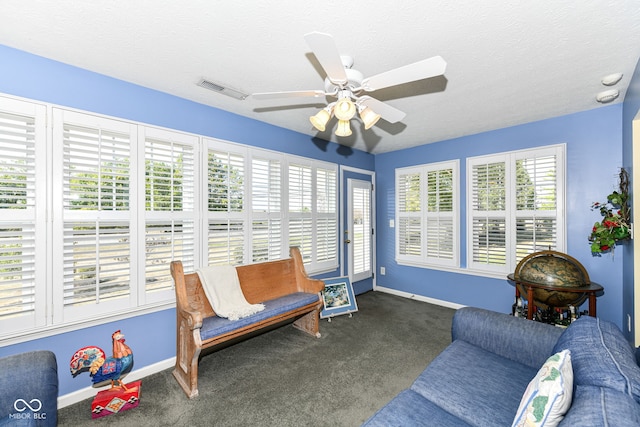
320,277,358,320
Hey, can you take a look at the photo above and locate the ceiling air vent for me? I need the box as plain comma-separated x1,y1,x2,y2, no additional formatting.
197,78,248,100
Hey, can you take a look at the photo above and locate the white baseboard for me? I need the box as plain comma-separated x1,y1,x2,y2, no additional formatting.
374,286,466,311
58,357,176,408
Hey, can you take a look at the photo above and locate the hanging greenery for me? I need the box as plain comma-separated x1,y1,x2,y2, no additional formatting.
589,168,631,254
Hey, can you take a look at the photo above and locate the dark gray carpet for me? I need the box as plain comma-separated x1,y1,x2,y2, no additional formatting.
58,291,455,426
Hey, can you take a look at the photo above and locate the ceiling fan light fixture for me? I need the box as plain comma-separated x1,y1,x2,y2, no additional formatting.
359,106,381,130
335,119,352,137
310,108,332,132
334,96,356,121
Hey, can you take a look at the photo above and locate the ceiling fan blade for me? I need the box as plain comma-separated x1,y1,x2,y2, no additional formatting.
359,96,406,123
304,31,348,85
361,56,447,92
252,90,326,100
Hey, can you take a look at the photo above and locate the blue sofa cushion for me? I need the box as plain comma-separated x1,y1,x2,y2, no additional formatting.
558,385,640,426
410,339,538,427
362,389,473,427
552,316,640,403
0,350,58,427
200,292,319,340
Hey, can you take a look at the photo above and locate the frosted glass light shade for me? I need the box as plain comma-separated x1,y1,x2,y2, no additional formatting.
359,107,381,130
310,109,331,131
335,119,352,137
334,97,356,120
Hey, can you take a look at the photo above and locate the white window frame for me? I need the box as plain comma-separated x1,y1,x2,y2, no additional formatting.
0,93,340,345
0,97,48,335
202,138,339,274
139,126,200,305
51,108,139,324
466,144,565,276
396,160,460,269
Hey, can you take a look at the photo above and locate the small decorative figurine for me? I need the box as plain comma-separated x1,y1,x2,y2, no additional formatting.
70,330,141,418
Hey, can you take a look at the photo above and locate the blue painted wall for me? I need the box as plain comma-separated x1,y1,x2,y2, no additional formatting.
0,44,374,396
0,43,635,397
622,56,640,341
375,105,625,329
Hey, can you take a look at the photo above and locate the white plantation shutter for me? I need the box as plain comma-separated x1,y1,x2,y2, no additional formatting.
202,142,338,273
397,171,421,258
0,97,46,335
288,218,313,262
251,219,282,262
425,168,456,263
288,163,313,262
1,95,345,341
469,159,507,270
396,161,458,267
514,155,558,260
468,146,564,274
399,218,422,256
208,150,244,213
251,157,282,262
62,222,131,307
351,181,372,282
287,161,338,271
145,221,195,291
63,124,130,210
208,220,244,265
143,130,197,301
316,168,338,265
54,109,136,321
206,143,246,265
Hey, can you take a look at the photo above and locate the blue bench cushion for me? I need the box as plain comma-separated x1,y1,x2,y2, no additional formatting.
363,389,473,427
410,339,538,427
200,292,319,341
553,316,640,404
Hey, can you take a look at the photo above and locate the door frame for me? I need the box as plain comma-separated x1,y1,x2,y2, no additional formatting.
340,165,376,290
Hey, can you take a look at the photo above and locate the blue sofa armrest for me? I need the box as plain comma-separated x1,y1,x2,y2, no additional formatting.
0,350,58,426
452,307,563,369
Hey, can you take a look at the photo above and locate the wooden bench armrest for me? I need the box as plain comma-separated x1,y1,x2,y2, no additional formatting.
289,247,326,294
178,306,203,330
171,260,204,330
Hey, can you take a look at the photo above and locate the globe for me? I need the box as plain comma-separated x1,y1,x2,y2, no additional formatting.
512,250,590,309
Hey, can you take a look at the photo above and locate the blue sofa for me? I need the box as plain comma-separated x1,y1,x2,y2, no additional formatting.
0,350,58,426
364,307,640,426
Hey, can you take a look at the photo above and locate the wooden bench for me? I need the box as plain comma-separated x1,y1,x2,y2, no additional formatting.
170,247,325,398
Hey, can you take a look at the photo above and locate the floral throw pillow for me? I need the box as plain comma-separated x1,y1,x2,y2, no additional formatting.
512,349,573,427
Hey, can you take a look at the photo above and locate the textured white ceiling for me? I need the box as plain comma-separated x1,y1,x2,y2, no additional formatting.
1,0,639,153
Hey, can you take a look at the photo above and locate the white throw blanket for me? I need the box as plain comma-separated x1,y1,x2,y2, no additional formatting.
196,265,265,321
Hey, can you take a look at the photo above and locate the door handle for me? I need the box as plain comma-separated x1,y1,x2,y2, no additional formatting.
344,239,351,244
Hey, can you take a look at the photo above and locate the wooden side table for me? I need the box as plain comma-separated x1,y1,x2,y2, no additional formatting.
507,273,603,320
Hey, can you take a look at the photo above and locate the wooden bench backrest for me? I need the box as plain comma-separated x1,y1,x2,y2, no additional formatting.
172,247,312,318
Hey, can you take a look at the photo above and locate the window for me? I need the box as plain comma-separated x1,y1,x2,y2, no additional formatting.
206,144,246,265
0,94,340,343
53,109,137,323
142,127,198,304
0,98,46,335
204,139,338,273
251,156,282,262
467,145,564,275
396,160,459,268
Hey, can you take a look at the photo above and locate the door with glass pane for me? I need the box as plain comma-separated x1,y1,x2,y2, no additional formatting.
345,176,373,290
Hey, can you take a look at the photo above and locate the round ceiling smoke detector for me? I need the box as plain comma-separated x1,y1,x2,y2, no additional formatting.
596,89,619,103
601,73,623,86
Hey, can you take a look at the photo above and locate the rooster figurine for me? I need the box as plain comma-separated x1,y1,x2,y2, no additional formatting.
70,330,134,390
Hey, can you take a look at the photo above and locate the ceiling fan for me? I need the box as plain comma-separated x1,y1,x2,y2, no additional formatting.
252,31,447,137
